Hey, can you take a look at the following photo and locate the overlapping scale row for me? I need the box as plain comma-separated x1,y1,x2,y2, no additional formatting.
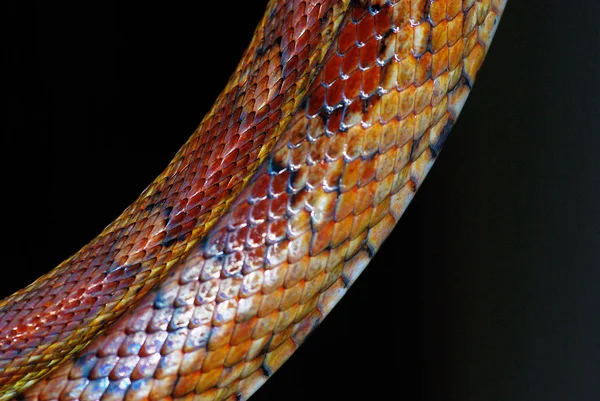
0,1,350,398
17,1,506,400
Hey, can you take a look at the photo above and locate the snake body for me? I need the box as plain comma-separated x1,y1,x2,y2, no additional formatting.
0,1,506,400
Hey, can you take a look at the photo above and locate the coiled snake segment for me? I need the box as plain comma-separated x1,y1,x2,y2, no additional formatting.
0,1,506,400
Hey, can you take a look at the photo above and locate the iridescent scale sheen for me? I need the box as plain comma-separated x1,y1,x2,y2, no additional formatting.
0,1,506,400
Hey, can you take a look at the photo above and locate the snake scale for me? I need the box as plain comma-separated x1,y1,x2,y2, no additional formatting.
0,1,506,400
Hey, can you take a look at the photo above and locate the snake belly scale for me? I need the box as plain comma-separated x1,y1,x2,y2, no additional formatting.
0,1,506,400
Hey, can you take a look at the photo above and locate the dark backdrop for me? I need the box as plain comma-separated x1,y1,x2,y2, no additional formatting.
2,1,599,400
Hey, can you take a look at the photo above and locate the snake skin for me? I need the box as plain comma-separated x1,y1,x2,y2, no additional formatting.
0,1,347,397
1,1,506,400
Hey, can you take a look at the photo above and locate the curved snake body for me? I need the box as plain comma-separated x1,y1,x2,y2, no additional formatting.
0,1,507,400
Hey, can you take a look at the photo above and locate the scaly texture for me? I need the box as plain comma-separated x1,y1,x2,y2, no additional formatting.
2,1,506,400
0,1,348,398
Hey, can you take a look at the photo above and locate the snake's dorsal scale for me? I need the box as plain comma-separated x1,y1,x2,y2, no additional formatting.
3,1,506,400
0,1,348,397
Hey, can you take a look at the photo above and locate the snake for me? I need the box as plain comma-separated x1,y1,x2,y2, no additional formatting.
0,1,507,400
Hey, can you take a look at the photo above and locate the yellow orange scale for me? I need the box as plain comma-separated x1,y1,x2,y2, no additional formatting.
0,1,506,400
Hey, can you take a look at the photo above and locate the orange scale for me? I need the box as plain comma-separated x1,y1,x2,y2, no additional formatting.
447,0,462,19
432,46,449,78
245,222,267,250
305,162,327,189
218,163,236,183
287,232,311,265
282,53,298,78
359,35,378,69
295,28,309,55
269,196,288,220
325,107,344,134
308,28,321,48
309,222,333,256
374,4,393,36
229,319,257,347
295,57,311,79
357,156,377,186
306,3,322,27
266,219,287,245
287,209,311,239
342,98,363,129
335,189,358,222
431,19,449,52
356,12,375,44
306,84,325,117
325,78,344,108
343,69,362,100
340,45,359,76
324,158,345,191
322,53,342,85
325,130,346,160
280,34,296,64
351,4,367,22
361,66,381,97
414,52,432,86
292,1,307,25
307,137,328,165
248,200,269,226
254,103,271,125
269,171,289,197
247,175,269,204
337,22,356,54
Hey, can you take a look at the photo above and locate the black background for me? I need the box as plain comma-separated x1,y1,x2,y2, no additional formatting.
2,1,600,400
